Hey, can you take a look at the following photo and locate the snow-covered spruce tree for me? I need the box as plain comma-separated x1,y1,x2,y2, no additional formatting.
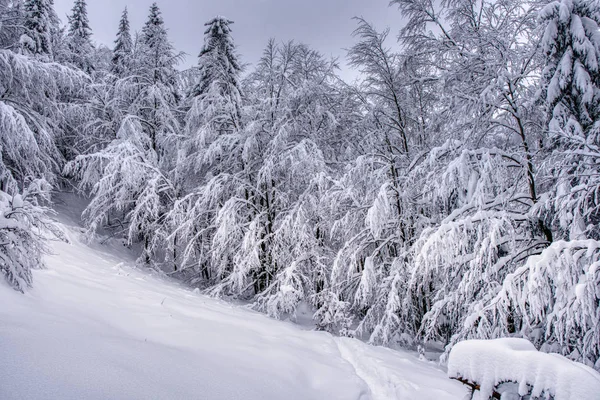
0,49,87,291
193,16,241,95
191,16,243,132
65,3,182,266
457,0,600,370
65,7,135,157
64,0,93,72
21,0,53,57
540,0,600,241
77,7,135,150
110,7,132,78
137,2,182,158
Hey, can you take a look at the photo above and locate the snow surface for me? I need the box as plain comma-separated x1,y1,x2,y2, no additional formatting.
448,338,600,400
0,200,464,400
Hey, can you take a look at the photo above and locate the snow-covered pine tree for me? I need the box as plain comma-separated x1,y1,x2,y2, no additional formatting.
139,3,180,88
179,15,243,174
155,15,244,278
111,7,132,77
65,0,93,72
137,2,182,158
71,7,133,155
540,0,600,241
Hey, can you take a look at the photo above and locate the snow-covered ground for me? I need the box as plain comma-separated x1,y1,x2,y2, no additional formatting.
0,201,465,400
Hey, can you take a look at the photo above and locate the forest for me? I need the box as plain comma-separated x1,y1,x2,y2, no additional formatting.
1,0,599,372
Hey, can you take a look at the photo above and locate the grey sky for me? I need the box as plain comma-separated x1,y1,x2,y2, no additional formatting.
53,0,403,80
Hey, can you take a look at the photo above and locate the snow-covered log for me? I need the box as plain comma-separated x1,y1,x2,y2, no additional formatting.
448,338,600,400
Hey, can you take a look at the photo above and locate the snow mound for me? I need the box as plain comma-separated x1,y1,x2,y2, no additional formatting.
448,338,600,400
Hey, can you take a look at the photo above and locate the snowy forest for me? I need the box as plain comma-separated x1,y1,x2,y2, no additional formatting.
1,0,600,375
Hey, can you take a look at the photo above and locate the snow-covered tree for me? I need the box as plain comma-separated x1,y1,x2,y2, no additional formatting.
159,40,349,317
313,17,437,342
65,0,93,72
191,16,242,129
0,179,63,292
111,7,132,77
21,0,53,56
0,48,87,291
357,0,550,350
450,0,600,370
139,3,180,90
459,239,600,370
137,2,182,159
540,0,600,241
66,3,182,266
0,0,24,50
65,117,177,260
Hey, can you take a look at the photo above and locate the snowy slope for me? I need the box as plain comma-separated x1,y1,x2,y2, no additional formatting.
0,204,464,400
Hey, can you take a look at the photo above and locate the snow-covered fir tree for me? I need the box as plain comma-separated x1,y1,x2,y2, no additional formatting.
155,15,245,278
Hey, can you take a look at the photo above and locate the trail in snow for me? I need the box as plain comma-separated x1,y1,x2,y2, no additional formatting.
0,198,465,400
334,338,461,400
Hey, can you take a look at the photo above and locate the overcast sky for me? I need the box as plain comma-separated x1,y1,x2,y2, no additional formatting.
53,0,403,80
